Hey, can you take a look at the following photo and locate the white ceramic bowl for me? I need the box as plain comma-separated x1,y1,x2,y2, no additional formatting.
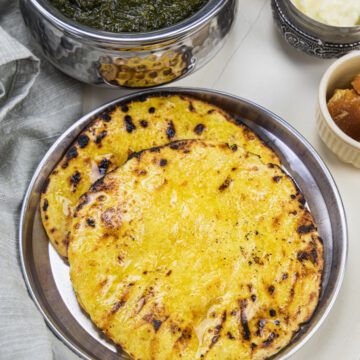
317,51,360,167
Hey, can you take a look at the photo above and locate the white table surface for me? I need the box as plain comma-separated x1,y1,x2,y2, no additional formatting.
83,1,360,358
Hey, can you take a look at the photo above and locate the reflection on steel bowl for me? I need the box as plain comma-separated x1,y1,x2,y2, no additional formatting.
19,0,236,88
98,48,192,88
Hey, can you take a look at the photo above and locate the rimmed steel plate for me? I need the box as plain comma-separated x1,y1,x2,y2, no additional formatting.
19,88,347,360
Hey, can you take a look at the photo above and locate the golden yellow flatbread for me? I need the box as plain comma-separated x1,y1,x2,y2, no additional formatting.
41,95,280,260
69,140,323,360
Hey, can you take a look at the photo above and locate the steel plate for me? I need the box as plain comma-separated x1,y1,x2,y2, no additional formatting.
19,88,347,360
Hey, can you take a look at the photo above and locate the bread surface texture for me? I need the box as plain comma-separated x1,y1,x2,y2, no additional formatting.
41,95,280,259
69,139,323,360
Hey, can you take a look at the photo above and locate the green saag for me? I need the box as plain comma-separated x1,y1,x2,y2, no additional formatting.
50,0,208,32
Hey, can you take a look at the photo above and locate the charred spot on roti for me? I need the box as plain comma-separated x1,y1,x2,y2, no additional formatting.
62,146,78,169
70,171,81,190
150,147,161,153
101,207,122,229
95,130,107,144
77,134,90,148
124,115,136,133
269,308,276,317
268,285,275,295
86,218,95,227
98,158,110,176
75,193,89,214
42,178,50,193
239,299,250,341
297,223,316,235
140,120,148,128
166,121,176,139
89,177,106,192
152,318,162,332
256,320,265,337
227,332,235,340
298,196,306,205
42,199,48,211
194,123,205,134
111,299,126,314
297,248,318,265
219,178,232,191
262,332,279,347
127,151,141,161
188,102,195,112
100,113,111,122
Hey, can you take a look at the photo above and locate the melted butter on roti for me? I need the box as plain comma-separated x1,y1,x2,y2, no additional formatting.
41,95,280,259
69,140,322,360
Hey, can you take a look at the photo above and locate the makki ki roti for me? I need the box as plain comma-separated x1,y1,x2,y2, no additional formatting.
41,94,280,260
69,139,323,360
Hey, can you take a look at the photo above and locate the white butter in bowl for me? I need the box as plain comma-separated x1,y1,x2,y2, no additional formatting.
292,0,360,27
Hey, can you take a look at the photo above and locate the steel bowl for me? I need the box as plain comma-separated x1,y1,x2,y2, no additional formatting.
19,0,236,88
19,87,347,360
272,0,360,58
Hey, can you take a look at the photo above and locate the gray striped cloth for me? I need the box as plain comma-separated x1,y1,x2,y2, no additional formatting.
0,1,82,359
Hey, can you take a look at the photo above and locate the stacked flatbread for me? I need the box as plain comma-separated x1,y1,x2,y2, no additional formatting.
41,95,323,360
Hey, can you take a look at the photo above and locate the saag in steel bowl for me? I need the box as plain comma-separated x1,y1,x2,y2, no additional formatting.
20,0,236,87
50,0,208,32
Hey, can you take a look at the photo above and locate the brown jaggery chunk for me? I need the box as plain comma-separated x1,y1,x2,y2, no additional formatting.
327,88,360,142
351,74,360,95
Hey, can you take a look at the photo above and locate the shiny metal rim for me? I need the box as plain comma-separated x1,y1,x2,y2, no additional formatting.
19,87,348,360
28,0,229,44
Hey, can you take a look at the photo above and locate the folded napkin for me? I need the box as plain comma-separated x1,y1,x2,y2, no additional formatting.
0,1,82,359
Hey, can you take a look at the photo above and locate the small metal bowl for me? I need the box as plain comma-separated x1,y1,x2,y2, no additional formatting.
20,0,236,88
271,0,360,58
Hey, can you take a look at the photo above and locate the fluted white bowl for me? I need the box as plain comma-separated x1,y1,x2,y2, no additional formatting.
317,51,360,167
